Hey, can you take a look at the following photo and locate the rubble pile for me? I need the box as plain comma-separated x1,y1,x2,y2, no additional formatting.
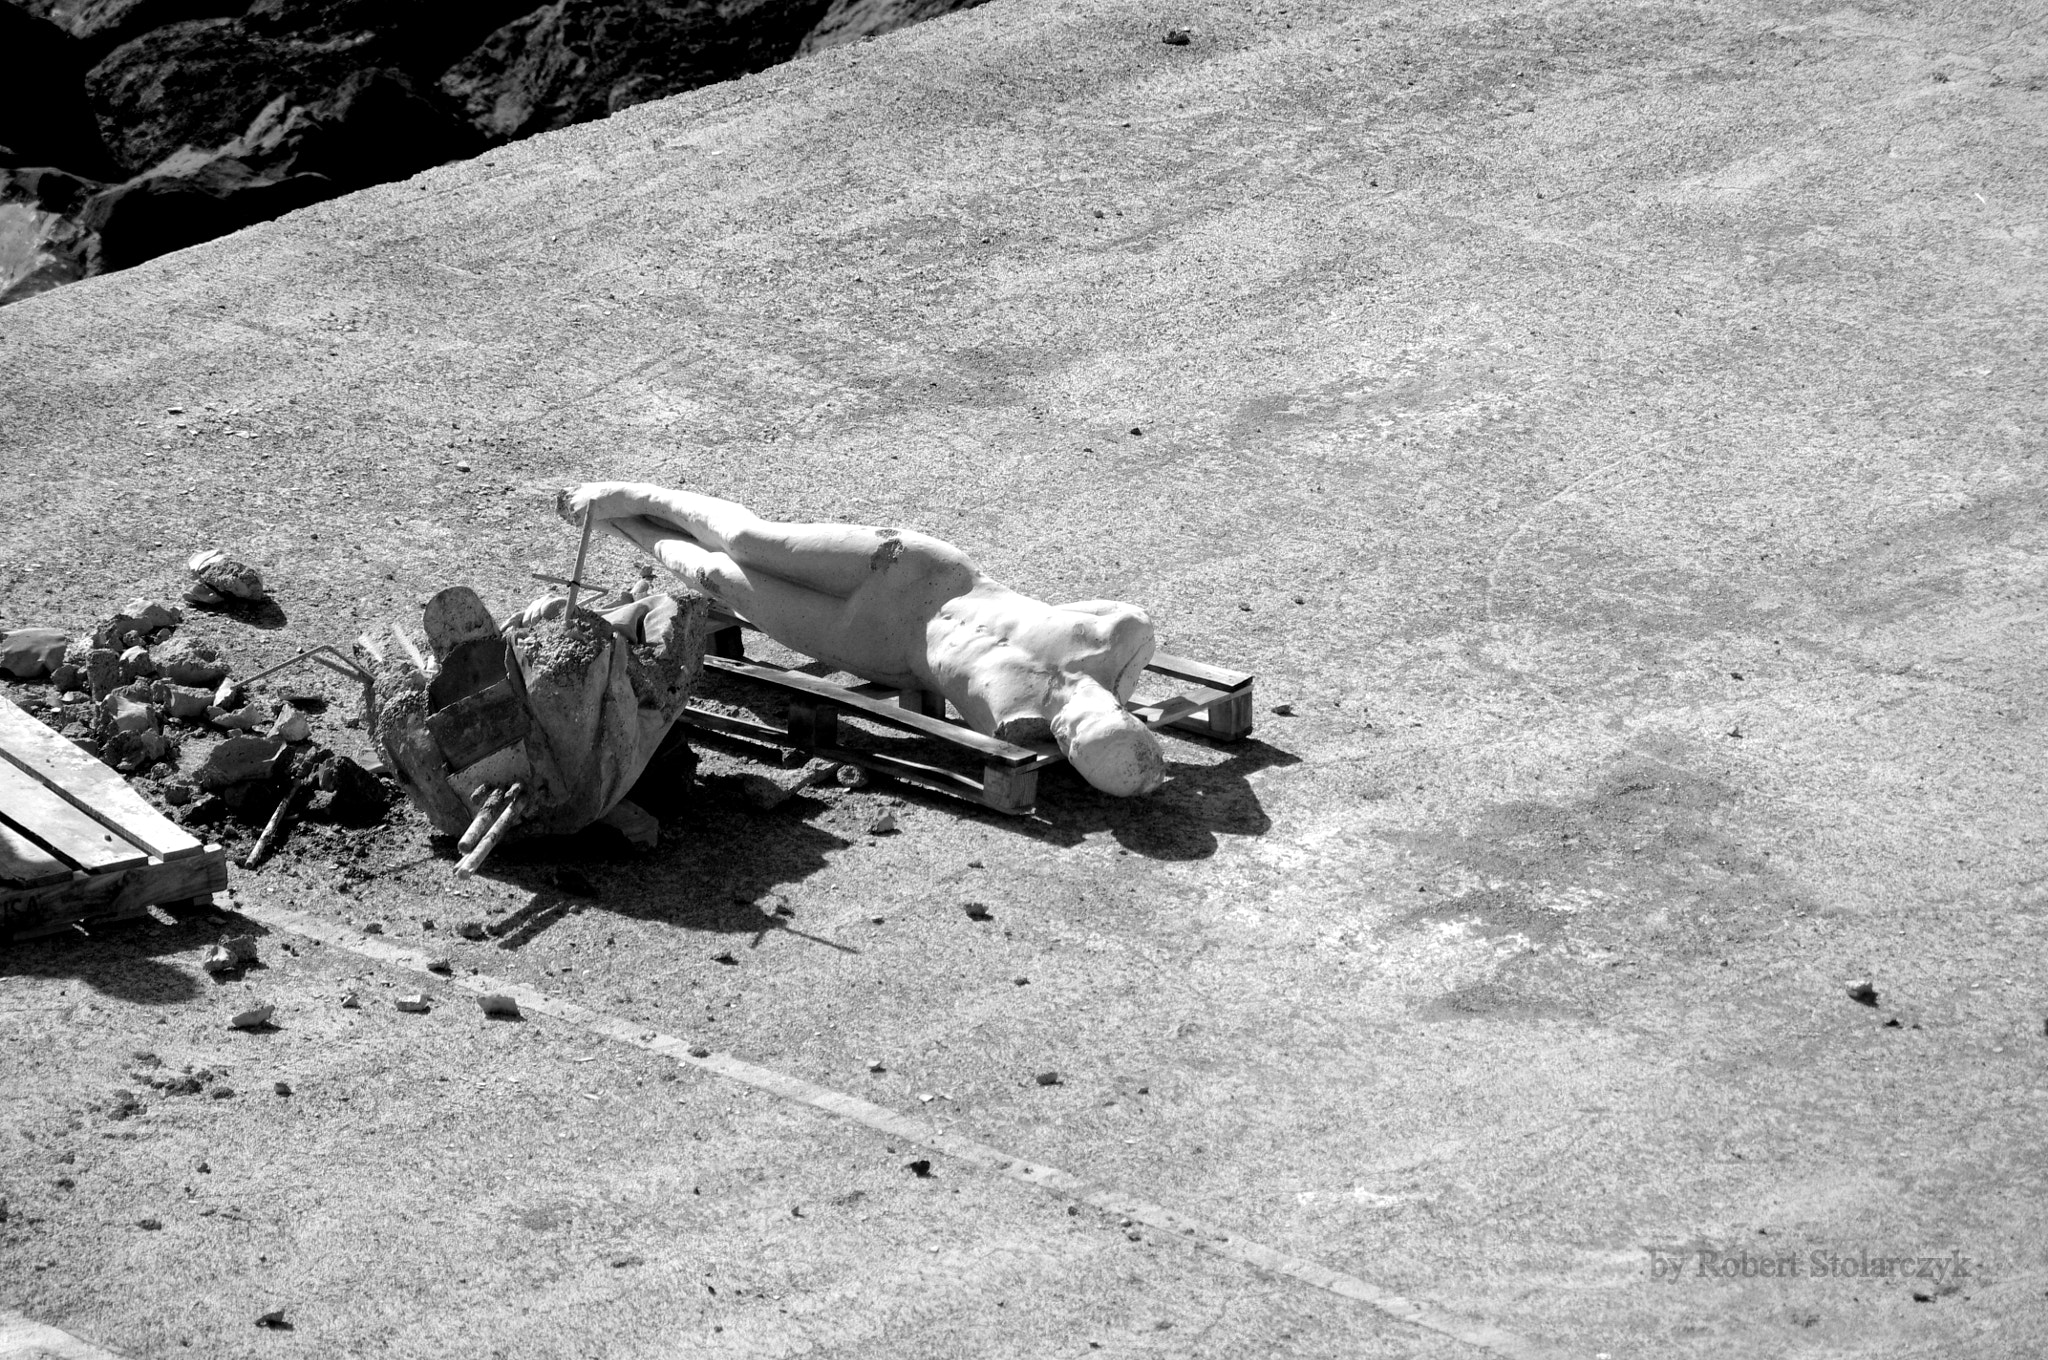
0,555,389,847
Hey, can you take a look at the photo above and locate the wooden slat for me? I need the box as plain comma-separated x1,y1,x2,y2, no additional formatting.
0,760,151,872
1,845,229,940
1146,652,1253,693
0,820,71,888
0,696,205,860
705,656,1042,767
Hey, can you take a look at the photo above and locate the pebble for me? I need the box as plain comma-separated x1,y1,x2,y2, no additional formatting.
964,903,993,921
270,704,311,744
1034,1070,1061,1086
395,995,431,1013
273,1081,291,1096
229,1004,274,1030
688,1046,710,1058
867,1060,886,1073
426,957,454,975
1163,26,1191,44
340,992,361,1009
1270,702,1295,716
477,994,521,1018
868,810,899,835
1846,979,1878,1006
203,936,259,974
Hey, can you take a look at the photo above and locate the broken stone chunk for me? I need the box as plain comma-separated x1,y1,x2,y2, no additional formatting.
154,636,228,687
194,736,288,790
188,548,268,602
209,697,273,732
102,692,158,735
202,936,259,974
212,677,245,710
394,994,431,1013
0,627,70,680
1033,1070,1061,1086
340,991,361,1009
477,994,521,1018
85,648,124,698
162,781,194,806
229,1004,274,1030
156,683,212,720
183,581,227,607
1847,979,1879,1006
270,704,311,744
867,809,899,835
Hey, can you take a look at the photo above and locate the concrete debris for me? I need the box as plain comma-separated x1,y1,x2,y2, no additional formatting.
118,645,155,678
194,735,288,790
188,547,268,602
102,692,157,734
229,1003,274,1029
867,809,899,835
426,957,453,974
1847,979,1879,1006
395,994,431,1013
210,697,273,731
202,935,259,973
157,682,213,719
154,635,228,687
477,993,521,1018
340,992,361,1009
0,627,71,679
270,702,311,743
1034,1070,1061,1086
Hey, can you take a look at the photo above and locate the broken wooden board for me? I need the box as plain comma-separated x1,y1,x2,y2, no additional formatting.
1,695,229,939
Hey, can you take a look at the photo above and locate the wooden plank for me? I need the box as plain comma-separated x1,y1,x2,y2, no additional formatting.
0,696,205,861
1146,651,1253,693
705,657,1041,766
427,679,531,770
0,760,150,872
0,820,71,888
1170,688,1255,741
0,845,229,940
680,707,791,747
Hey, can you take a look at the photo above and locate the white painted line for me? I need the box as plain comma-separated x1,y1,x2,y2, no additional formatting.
248,904,1563,1360
0,1310,128,1360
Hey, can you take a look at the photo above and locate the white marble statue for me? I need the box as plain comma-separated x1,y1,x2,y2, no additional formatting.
560,482,1167,796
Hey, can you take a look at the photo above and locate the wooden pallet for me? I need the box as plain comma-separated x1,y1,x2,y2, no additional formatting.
0,696,228,940
680,611,1255,815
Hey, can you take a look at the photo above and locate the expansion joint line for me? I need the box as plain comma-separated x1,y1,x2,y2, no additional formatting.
246,903,1561,1360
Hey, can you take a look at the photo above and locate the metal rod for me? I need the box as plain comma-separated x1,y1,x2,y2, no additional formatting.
566,510,596,613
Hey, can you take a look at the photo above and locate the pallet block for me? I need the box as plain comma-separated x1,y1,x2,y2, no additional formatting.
682,611,1255,815
0,696,228,940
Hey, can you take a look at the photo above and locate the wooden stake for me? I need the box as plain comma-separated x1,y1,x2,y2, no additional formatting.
454,783,523,878
244,778,312,869
457,786,511,853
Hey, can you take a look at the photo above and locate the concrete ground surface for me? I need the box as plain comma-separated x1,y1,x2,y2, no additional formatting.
3,0,2045,1355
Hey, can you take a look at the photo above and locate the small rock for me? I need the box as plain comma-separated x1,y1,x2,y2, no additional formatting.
362,922,384,935
1846,979,1879,1007
477,994,521,1018
1163,26,1192,44
688,1046,711,1058
183,581,227,607
906,1159,933,1178
1034,1070,1061,1086
963,902,992,921
457,921,487,941
711,952,738,966
154,635,228,687
162,781,194,807
0,627,71,680
194,735,287,790
1270,702,1295,716
229,1004,274,1030
102,692,158,735
426,957,454,975
273,1081,291,1096
202,936,259,974
867,1060,886,1073
212,677,245,710
210,1086,235,1099
339,992,361,1009
868,810,899,836
188,548,267,602
136,1217,163,1230
270,704,311,744
119,644,156,679
254,1309,290,1330
395,994,431,1013
157,683,213,720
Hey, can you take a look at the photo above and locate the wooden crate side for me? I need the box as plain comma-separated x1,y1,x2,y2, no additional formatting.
0,847,228,939
0,761,152,872
0,696,205,860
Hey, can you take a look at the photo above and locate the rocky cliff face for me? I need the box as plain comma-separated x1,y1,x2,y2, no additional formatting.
0,0,987,303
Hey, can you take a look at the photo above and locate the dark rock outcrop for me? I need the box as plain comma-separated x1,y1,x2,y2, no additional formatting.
12,0,246,60
0,5,121,177
795,0,988,55
0,167,104,304
439,0,833,142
